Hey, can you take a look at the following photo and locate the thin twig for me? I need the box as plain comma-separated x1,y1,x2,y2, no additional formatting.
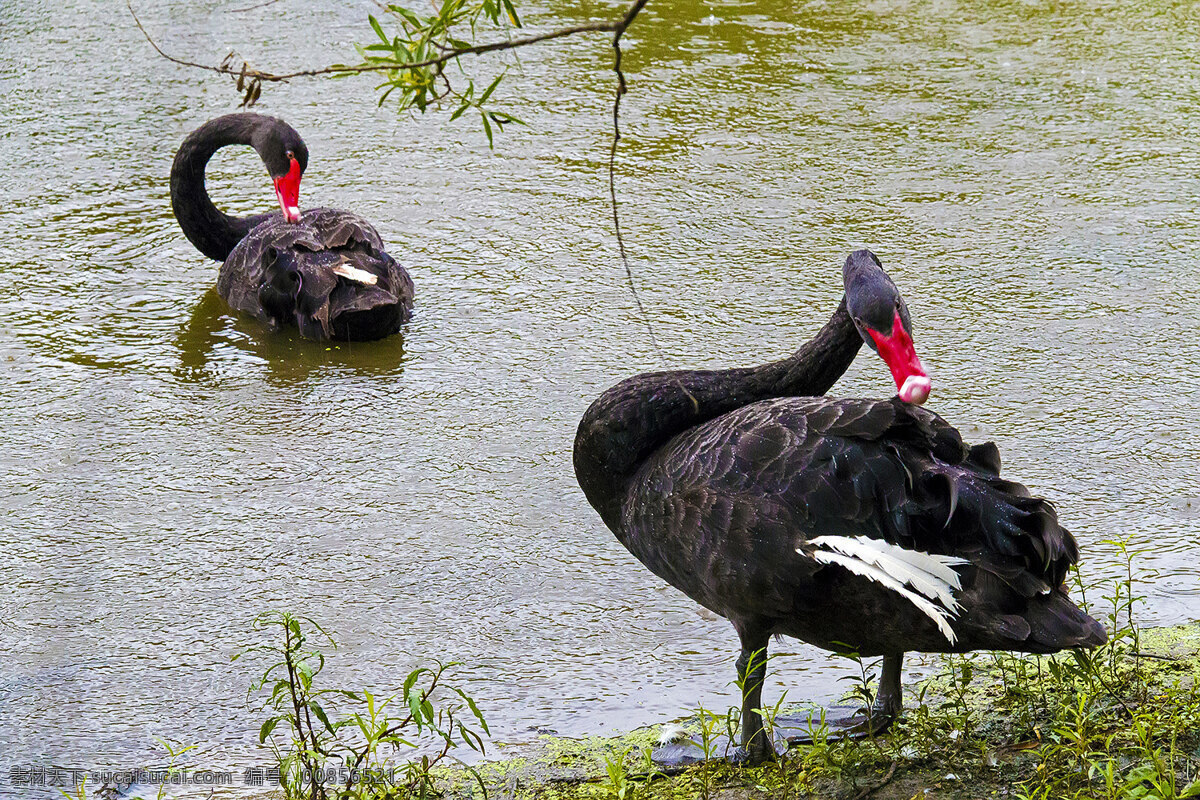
606,0,699,404
848,761,897,800
607,0,660,360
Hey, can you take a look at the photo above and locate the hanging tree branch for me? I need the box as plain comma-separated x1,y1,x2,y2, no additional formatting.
128,0,647,116
131,10,626,80
605,0,673,373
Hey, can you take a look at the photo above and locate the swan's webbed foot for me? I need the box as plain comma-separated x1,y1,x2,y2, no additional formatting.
651,650,906,764
731,743,774,767
779,653,905,745
650,704,896,766
653,633,783,767
774,703,898,745
651,728,783,767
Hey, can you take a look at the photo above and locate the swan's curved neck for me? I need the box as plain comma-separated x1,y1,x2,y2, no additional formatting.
170,116,275,262
573,298,861,531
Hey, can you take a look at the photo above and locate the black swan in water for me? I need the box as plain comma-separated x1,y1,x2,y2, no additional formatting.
574,249,1105,763
170,113,413,340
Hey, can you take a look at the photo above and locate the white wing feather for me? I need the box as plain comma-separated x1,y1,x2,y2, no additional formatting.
332,262,379,285
805,535,969,644
809,536,968,610
871,542,968,587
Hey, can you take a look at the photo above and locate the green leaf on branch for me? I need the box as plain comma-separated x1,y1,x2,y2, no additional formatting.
259,716,279,744
369,14,388,43
480,111,494,148
334,0,525,144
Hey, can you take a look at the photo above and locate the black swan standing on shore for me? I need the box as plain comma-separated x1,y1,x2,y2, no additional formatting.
573,249,1105,763
171,113,413,341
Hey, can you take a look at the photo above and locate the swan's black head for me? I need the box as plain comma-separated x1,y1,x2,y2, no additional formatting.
842,249,930,404
250,117,309,224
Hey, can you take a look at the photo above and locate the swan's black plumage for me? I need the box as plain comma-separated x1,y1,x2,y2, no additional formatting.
171,113,413,341
221,208,413,341
574,249,1104,762
624,396,1094,654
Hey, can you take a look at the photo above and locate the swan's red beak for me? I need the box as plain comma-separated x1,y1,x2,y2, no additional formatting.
273,156,302,223
868,310,931,405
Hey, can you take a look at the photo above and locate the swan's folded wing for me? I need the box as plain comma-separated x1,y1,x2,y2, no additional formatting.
302,207,389,252
768,398,1076,597
215,207,413,335
641,396,1077,602
622,482,823,622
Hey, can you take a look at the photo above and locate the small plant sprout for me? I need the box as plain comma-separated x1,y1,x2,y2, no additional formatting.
234,611,489,800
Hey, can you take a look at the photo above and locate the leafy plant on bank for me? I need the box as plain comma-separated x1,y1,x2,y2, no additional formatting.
900,541,1200,800
234,611,489,800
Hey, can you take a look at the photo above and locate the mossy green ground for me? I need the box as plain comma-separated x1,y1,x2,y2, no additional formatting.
438,623,1200,800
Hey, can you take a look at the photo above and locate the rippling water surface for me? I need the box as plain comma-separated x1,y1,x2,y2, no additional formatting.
1,0,1199,794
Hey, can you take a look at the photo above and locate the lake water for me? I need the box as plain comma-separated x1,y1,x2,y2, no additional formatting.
1,0,1198,795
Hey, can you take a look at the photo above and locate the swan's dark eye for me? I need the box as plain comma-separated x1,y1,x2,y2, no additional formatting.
285,150,295,160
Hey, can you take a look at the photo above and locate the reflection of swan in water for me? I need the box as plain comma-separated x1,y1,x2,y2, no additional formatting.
171,113,414,341
175,288,407,386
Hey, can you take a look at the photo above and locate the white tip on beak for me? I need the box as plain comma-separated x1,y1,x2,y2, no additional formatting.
899,375,932,405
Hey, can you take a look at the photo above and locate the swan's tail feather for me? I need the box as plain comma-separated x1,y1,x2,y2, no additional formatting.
1023,590,1107,651
916,466,1077,597
965,572,1107,653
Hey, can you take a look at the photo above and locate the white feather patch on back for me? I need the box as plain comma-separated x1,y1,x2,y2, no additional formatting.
331,263,379,285
804,535,970,644
808,549,960,643
872,543,967,588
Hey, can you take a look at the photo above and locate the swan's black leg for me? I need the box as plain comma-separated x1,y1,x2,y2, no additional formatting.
735,632,773,765
872,653,903,720
649,627,776,767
